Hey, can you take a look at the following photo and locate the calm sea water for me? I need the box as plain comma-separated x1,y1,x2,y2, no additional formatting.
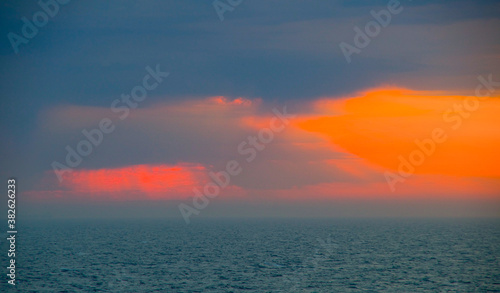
2,218,499,292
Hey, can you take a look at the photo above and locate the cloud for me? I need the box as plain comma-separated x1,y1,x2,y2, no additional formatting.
28,163,207,200
298,87,500,178
23,88,500,204
36,96,356,191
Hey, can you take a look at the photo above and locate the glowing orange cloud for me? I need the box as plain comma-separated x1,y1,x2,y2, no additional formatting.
209,96,254,106
298,88,500,178
30,164,208,200
31,92,499,203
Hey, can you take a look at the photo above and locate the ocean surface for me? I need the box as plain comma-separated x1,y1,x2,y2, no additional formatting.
1,218,499,292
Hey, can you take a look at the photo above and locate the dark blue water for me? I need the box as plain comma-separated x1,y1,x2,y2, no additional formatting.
2,218,500,292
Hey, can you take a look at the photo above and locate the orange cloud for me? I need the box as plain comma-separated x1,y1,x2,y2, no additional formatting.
30,164,208,200
298,88,500,178
209,96,254,106
32,92,499,204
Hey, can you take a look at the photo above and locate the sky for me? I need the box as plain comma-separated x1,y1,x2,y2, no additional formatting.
1,0,499,220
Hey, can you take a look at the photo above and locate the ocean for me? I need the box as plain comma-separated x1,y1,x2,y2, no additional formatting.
2,218,499,292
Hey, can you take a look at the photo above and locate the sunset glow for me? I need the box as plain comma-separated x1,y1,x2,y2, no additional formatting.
298,88,500,178
31,164,208,200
